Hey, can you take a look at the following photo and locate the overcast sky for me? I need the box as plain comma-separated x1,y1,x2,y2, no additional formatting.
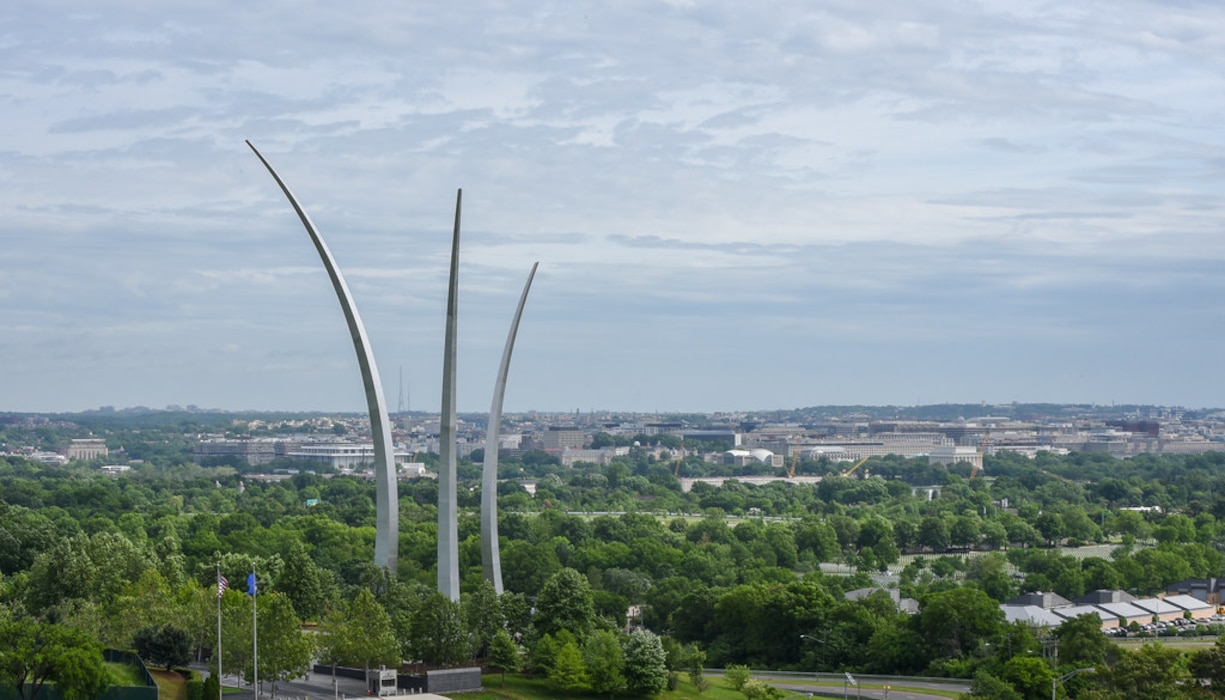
3,1,1225,414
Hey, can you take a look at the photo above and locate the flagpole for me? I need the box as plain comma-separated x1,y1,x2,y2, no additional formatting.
251,568,258,700
216,563,224,700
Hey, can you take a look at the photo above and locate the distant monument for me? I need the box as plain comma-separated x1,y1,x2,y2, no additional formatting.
438,190,462,601
246,141,399,572
481,263,539,593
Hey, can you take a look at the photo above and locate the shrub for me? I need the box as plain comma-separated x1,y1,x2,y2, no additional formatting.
725,664,751,691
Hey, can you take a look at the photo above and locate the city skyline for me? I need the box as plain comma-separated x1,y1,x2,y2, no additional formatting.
4,1,1225,413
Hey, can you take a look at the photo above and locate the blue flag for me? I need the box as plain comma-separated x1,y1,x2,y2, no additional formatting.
247,572,257,596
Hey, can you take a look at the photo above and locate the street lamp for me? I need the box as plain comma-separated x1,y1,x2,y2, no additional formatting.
1052,667,1095,700
800,633,829,670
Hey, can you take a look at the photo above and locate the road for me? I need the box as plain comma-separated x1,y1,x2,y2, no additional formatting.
732,671,969,700
191,664,405,700
774,682,960,700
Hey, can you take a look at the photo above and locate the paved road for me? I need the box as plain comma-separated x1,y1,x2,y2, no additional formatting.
192,665,383,700
725,671,969,700
774,682,960,700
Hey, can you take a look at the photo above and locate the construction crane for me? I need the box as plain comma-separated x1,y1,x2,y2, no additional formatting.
787,452,799,478
971,429,990,478
840,456,870,478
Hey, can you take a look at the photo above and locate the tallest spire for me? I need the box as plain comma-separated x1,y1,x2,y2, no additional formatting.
437,189,462,601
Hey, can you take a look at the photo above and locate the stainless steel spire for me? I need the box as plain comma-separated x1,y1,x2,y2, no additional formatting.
245,141,399,572
481,263,538,593
438,189,462,601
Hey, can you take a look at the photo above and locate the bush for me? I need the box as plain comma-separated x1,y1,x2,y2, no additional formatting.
725,664,751,691
203,674,220,700
185,680,203,700
741,678,783,700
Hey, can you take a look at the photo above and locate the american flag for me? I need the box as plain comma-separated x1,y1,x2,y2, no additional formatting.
217,573,229,599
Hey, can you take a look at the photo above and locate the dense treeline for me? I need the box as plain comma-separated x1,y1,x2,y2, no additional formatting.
6,442,1225,697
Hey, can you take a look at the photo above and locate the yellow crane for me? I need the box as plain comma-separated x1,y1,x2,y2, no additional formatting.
840,456,870,478
787,452,799,478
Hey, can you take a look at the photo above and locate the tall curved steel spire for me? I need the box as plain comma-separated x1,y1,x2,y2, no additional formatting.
481,263,539,593
438,190,462,601
245,141,399,572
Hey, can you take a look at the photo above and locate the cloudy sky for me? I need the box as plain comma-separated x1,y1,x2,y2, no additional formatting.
3,1,1225,414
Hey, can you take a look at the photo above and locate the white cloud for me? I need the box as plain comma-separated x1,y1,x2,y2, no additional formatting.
2,0,1225,411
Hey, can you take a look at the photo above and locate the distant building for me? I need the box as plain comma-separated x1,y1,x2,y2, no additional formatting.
1166,578,1225,606
928,444,983,471
682,429,740,447
287,443,387,470
67,439,108,461
844,587,918,614
542,427,584,450
194,439,282,466
559,447,630,466
30,452,68,465
723,449,783,467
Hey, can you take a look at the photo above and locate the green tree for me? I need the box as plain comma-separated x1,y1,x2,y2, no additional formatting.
534,568,595,639
104,569,181,650
411,592,467,666
48,644,108,700
918,516,950,552
488,630,521,687
461,579,503,658
1097,642,1187,700
968,670,1022,700
687,647,708,693
1189,635,1225,694
318,589,397,676
950,516,981,549
549,638,588,692
1054,613,1114,669
0,620,108,700
132,625,192,670
277,540,330,621
621,630,668,698
912,587,1004,662
1035,513,1065,547
999,656,1053,700
218,590,254,683
256,592,315,699
583,630,625,699
965,553,1017,602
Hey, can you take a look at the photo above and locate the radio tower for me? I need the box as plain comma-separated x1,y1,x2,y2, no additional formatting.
398,367,407,414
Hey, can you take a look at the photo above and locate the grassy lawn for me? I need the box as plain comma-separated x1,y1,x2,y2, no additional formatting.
766,680,962,700
1116,636,1218,650
106,662,148,687
451,674,742,700
453,673,963,700
147,668,188,700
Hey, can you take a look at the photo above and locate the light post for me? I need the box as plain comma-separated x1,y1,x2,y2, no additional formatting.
1052,667,1095,700
800,633,829,671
